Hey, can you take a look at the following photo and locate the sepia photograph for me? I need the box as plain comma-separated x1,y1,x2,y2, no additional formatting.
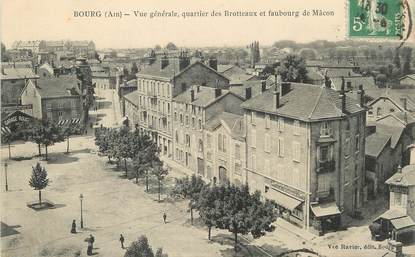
1,0,415,256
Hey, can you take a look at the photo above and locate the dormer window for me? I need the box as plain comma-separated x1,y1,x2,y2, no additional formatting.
320,121,332,137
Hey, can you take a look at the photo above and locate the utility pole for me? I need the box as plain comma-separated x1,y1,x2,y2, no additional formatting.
4,163,8,192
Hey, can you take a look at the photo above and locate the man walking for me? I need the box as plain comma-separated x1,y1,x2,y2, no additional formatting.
71,220,76,234
163,212,167,224
89,234,95,248
119,234,125,249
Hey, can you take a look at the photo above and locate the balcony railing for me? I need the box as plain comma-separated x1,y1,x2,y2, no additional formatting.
317,160,335,173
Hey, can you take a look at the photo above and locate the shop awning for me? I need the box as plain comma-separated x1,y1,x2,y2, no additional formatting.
266,189,303,211
377,209,406,221
311,202,341,218
391,216,415,230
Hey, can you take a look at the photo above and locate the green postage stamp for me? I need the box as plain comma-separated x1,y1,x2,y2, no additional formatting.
349,0,412,39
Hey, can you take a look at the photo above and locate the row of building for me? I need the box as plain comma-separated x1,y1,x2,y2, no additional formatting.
120,53,369,236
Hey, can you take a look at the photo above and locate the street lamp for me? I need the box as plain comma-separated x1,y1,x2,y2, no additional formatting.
79,194,84,228
4,163,8,192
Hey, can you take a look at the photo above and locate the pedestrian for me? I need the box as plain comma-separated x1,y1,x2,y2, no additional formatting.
119,234,125,249
163,212,167,224
87,239,93,256
71,219,76,233
89,234,95,248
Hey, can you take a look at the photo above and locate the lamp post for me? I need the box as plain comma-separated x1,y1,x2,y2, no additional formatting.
79,194,84,228
4,163,8,192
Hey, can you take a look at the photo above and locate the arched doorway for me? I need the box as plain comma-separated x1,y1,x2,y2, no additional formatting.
218,166,228,184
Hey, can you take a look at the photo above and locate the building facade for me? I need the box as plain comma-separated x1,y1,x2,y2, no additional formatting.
241,79,367,235
1,67,39,106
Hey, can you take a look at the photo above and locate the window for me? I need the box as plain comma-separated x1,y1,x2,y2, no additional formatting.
222,135,227,153
376,107,382,117
198,119,202,130
345,119,351,138
235,163,242,175
174,112,177,122
293,141,301,162
265,159,270,176
186,134,191,147
251,111,256,125
345,138,351,157
317,174,330,194
207,134,212,148
320,121,332,137
234,143,241,160
180,114,183,124
394,192,402,207
355,134,360,153
185,115,189,126
265,115,270,129
192,117,195,128
293,120,300,135
264,134,271,153
278,137,284,157
175,130,179,143
390,108,395,113
319,145,329,162
277,117,284,132
251,129,256,148
251,154,256,170
198,139,203,152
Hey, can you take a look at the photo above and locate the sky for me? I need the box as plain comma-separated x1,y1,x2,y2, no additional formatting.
2,0,351,49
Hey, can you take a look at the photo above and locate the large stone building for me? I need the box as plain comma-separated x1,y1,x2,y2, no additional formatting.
20,76,83,123
171,86,244,176
123,52,230,159
240,78,367,235
1,67,39,106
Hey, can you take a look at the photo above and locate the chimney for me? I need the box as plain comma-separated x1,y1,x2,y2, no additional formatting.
34,65,38,74
160,55,169,70
340,76,346,113
208,57,218,71
357,84,365,107
408,144,415,165
215,88,222,98
261,80,266,92
245,87,252,100
400,97,407,111
387,240,403,257
190,89,195,102
281,82,291,96
275,74,282,93
179,50,190,71
197,85,200,92
273,90,280,109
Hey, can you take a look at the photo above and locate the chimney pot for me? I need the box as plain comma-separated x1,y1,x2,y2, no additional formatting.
261,80,266,92
273,91,280,110
357,84,365,107
190,89,195,102
245,87,252,100
215,88,222,98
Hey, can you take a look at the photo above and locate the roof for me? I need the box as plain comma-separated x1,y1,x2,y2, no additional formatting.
217,65,234,73
311,202,341,217
12,40,43,48
375,123,405,149
173,86,232,108
330,76,377,91
205,112,245,140
369,89,415,112
123,90,140,106
377,209,407,220
385,164,415,186
324,68,361,78
1,68,38,80
31,76,81,98
138,60,229,82
229,80,265,100
266,189,303,211
221,66,257,84
390,216,415,230
365,132,391,158
400,74,415,81
241,83,365,122
1,61,32,68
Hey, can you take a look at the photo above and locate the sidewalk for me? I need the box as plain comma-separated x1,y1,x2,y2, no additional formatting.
276,218,316,242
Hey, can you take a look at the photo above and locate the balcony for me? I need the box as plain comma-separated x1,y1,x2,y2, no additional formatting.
317,160,335,174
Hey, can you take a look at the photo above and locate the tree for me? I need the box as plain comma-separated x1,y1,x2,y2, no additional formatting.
29,163,49,205
276,54,308,82
401,47,412,75
1,42,9,62
27,120,46,156
1,129,15,159
131,62,139,74
125,235,168,257
151,162,168,202
375,74,388,87
197,185,224,240
393,48,401,70
63,123,83,153
154,45,162,51
165,42,177,51
41,121,65,160
171,175,206,224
